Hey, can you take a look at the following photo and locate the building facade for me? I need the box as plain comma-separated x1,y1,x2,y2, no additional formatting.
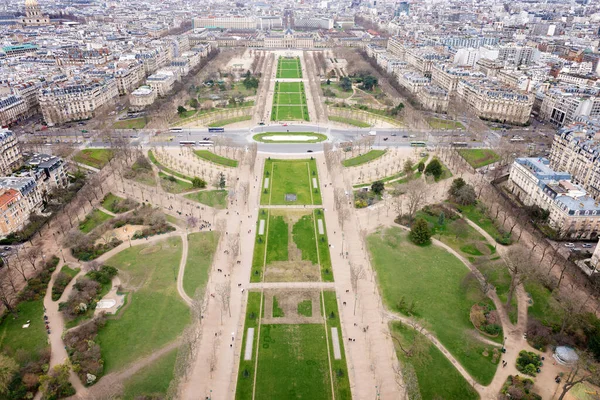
0,129,22,176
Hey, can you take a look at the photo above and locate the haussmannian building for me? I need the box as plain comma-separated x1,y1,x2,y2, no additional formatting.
0,129,22,176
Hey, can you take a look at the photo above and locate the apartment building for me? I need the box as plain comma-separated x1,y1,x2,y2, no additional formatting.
431,64,485,93
0,129,22,176
38,78,119,126
13,81,42,117
0,189,27,237
497,45,535,67
457,78,533,125
114,62,146,96
193,16,257,30
25,154,68,191
508,157,600,239
293,17,333,30
146,71,175,97
0,177,43,215
397,71,430,94
540,87,600,127
417,84,449,113
129,86,157,110
0,94,27,127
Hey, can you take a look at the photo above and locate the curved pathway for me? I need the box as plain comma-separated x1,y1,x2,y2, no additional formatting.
176,232,192,306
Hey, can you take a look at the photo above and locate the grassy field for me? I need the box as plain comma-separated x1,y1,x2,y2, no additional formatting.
98,237,190,373
276,57,302,79
184,190,228,209
261,159,322,206
0,299,47,361
524,280,563,328
183,232,219,298
427,118,465,130
148,150,193,181
459,203,513,245
328,115,371,128
342,150,386,167
254,324,332,399
315,209,334,282
459,149,501,169
208,115,252,127
251,211,268,283
194,150,238,167
390,322,480,400
252,132,327,143
322,291,351,399
236,292,262,400
73,149,113,169
122,347,178,399
368,227,500,385
101,193,127,213
272,81,309,121
159,172,194,194
79,209,112,233
113,117,147,130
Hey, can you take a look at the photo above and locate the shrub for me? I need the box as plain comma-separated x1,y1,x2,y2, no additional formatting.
417,161,425,173
516,350,541,376
409,218,431,245
424,158,443,179
371,180,384,195
64,316,106,385
484,324,501,335
52,271,76,301
191,177,207,188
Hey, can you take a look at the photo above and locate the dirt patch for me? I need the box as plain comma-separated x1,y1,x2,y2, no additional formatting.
262,289,322,324
94,224,148,246
264,260,320,282
139,244,161,255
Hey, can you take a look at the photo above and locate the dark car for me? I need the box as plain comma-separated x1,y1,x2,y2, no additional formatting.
259,122,265,126
307,150,313,153
383,137,388,141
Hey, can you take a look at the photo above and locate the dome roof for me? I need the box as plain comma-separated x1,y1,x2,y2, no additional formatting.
25,0,38,7
555,346,579,365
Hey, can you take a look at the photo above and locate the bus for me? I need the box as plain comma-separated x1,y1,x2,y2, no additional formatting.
410,141,427,147
197,140,214,147
208,127,224,133
170,127,183,133
450,142,469,147
179,140,196,146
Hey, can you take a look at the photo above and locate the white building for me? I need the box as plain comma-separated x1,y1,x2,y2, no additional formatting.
129,86,157,111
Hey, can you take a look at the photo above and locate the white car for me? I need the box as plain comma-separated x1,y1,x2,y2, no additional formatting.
564,243,575,248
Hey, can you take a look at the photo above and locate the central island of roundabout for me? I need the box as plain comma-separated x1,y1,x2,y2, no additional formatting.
252,131,328,143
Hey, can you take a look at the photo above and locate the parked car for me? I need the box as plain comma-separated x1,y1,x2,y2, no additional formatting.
582,244,593,248
565,243,575,248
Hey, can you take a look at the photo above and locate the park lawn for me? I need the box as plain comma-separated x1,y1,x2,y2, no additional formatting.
251,211,269,283
368,227,500,385
292,212,318,265
459,149,501,169
328,115,371,128
128,159,156,187
459,202,513,245
427,118,465,130
183,232,219,298
148,150,193,181
274,92,303,105
477,262,518,324
112,117,146,130
194,150,238,167
253,132,327,143
159,172,194,194
122,347,178,400
342,150,386,167
322,291,351,399
277,68,302,79
390,322,480,400
73,149,113,169
98,237,190,373
271,105,306,121
79,209,112,233
266,213,288,264
184,190,228,209
261,159,321,206
315,209,334,282
524,280,564,328
254,324,332,400
208,115,251,127
101,193,127,213
236,291,263,400
277,82,303,93
0,299,48,362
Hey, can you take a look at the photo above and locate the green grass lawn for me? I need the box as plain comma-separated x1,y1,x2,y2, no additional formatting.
122,347,178,400
184,190,228,209
368,227,500,385
328,115,371,128
479,263,518,325
0,299,47,362
194,150,238,167
315,209,333,282
459,149,501,169
79,209,112,233
251,211,268,283
298,300,312,316
73,149,113,169
524,280,563,328
458,203,513,245
148,150,194,181
390,322,480,400
342,150,386,167
254,324,332,399
261,159,321,206
276,81,304,93
159,172,194,194
271,105,308,121
208,115,252,127
292,213,318,266
236,291,262,400
266,214,288,264
252,132,327,143
101,193,127,213
98,237,190,373
112,117,147,130
322,291,351,399
183,232,219,298
427,118,465,130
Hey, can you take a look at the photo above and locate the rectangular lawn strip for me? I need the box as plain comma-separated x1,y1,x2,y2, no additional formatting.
236,291,262,400
322,291,352,399
298,300,312,317
314,209,334,282
112,117,147,130
458,149,501,169
73,148,113,169
367,227,500,385
271,105,305,121
0,299,48,361
292,212,318,264
390,322,480,400
261,159,320,206
328,116,371,128
148,150,193,181
194,150,238,168
308,158,322,204
254,324,332,400
79,209,112,233
342,150,386,167
427,118,465,130
253,132,327,143
278,81,303,92
184,190,228,209
265,213,288,263
97,236,190,373
208,115,252,127
122,347,178,400
159,172,194,194
183,232,219,298
251,211,268,283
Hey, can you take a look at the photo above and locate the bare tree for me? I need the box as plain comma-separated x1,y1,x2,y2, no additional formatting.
24,247,40,271
215,281,231,323
505,247,534,308
405,180,428,222
0,273,17,316
350,262,365,315
557,352,599,400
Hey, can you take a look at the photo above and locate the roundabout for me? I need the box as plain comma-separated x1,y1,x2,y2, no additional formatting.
252,131,328,143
